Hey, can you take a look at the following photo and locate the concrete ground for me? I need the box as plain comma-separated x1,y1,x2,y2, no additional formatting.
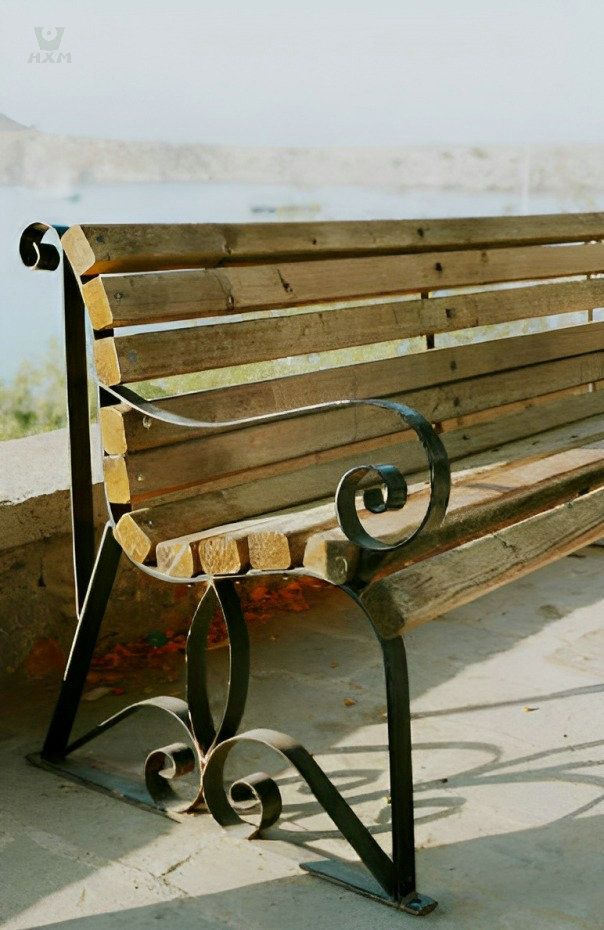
1,548,602,929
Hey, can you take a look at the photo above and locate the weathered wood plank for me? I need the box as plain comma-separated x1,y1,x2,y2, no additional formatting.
361,484,604,638
158,525,251,577
112,393,604,563
305,438,604,583
134,404,604,581
98,321,604,453
103,335,604,504
97,277,604,384
154,436,604,579
102,349,602,461
63,213,604,276
83,243,604,331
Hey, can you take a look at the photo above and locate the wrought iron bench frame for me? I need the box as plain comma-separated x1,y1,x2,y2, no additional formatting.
20,221,452,917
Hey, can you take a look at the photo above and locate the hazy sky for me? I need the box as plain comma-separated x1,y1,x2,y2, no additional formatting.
1,0,604,146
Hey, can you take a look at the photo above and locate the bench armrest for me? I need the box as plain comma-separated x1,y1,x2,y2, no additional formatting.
107,385,451,555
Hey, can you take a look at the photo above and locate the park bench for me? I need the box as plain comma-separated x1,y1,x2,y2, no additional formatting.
20,214,604,916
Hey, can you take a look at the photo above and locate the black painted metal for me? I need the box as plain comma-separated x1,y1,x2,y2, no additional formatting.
381,635,417,898
63,258,97,610
41,523,121,760
187,580,251,754
19,221,451,915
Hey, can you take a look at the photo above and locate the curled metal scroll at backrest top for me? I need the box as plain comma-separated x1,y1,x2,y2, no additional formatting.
19,222,65,271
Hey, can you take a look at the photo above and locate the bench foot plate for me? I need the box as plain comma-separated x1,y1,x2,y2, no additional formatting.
301,859,437,915
27,752,182,820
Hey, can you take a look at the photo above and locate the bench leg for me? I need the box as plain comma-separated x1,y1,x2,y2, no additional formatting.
41,522,122,761
32,571,252,815
199,584,436,915
381,634,435,912
300,631,435,914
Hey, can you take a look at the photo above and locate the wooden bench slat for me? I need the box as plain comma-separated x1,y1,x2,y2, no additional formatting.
105,352,604,506
360,483,604,637
304,438,604,583
98,321,604,457
100,346,603,457
154,429,604,579
84,242,604,332
112,394,604,564
63,213,604,276
96,277,604,385
102,328,604,504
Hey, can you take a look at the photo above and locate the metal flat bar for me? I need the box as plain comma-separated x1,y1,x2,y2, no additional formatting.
42,524,121,760
302,859,437,915
27,753,183,820
382,635,417,898
63,258,96,612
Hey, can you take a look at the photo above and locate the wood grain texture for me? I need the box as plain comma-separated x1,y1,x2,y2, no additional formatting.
112,391,604,563
98,277,604,382
305,435,604,582
95,322,604,477
361,484,604,637
82,243,604,331
142,409,604,578
154,434,604,579
100,345,604,458
63,213,604,276
98,323,604,453
103,333,604,505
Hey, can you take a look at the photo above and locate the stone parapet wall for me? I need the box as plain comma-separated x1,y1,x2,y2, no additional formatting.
0,428,205,678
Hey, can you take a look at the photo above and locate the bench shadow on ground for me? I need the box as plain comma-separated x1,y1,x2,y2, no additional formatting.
1,548,602,926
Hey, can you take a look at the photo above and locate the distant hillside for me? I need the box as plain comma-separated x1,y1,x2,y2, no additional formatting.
0,114,31,132
0,113,603,197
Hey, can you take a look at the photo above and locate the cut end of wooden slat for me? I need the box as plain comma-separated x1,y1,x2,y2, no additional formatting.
100,405,127,455
94,337,122,387
303,536,359,584
248,531,292,570
156,540,198,578
104,455,131,504
114,512,153,563
62,225,98,278
198,536,249,574
82,276,114,330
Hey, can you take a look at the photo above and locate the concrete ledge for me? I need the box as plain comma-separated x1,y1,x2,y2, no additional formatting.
0,427,105,551
0,427,204,679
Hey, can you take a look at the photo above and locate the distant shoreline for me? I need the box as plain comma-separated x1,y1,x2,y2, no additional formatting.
2,118,604,195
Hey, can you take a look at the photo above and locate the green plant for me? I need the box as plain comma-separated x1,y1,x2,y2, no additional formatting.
0,338,67,440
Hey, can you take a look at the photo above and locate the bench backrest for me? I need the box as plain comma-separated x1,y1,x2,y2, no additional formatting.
64,214,604,545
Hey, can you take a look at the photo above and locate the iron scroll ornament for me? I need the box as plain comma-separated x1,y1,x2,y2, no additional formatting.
56,581,251,815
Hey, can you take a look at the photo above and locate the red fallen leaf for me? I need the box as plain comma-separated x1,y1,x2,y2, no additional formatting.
279,582,310,612
112,687,126,696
